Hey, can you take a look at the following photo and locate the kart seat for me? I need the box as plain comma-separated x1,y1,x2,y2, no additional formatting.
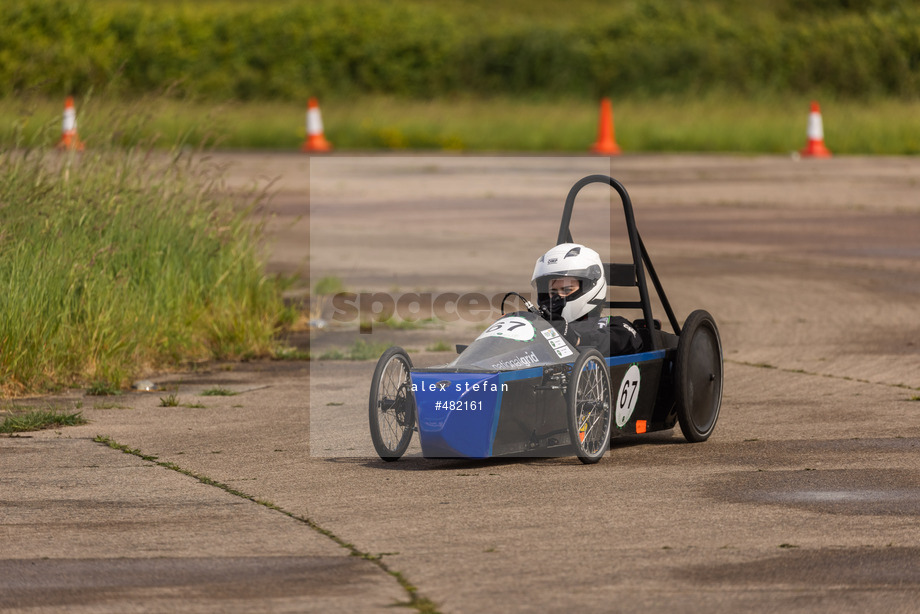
604,262,655,350
603,262,639,307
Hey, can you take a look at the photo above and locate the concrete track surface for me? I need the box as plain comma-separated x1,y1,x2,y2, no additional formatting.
2,154,919,613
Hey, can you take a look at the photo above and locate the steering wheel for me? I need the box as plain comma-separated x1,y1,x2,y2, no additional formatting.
500,292,544,317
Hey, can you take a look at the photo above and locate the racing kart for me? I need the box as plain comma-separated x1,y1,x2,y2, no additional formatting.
368,175,723,464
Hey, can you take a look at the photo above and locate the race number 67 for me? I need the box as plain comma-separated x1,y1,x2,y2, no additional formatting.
485,320,524,334
478,316,535,341
616,365,641,427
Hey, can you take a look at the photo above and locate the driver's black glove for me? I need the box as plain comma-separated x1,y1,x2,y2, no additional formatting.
548,317,567,335
563,327,580,347
541,295,579,346
547,317,579,346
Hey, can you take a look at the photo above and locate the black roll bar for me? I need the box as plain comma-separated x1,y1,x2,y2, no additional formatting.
556,175,681,348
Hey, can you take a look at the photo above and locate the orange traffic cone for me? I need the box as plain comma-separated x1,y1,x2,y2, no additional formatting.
301,97,332,152
800,101,831,158
591,98,621,155
56,96,85,151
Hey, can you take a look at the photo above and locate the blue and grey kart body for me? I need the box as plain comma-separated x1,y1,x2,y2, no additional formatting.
411,310,673,458
368,175,724,464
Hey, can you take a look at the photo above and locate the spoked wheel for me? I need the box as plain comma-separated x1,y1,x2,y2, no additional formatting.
369,347,416,461
674,310,724,442
566,349,613,464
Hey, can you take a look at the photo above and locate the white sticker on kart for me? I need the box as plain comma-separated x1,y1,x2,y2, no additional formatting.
615,364,641,427
548,337,567,349
476,316,536,342
555,346,573,358
541,328,559,339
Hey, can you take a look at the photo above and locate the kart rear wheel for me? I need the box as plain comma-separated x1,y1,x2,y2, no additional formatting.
566,349,613,464
675,310,723,442
369,347,416,461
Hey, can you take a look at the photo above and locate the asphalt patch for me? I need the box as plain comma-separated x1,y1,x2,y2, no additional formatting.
686,546,920,588
0,556,379,609
622,436,920,469
708,467,920,516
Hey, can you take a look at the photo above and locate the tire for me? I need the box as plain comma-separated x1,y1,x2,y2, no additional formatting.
368,347,416,461
566,349,613,464
674,310,723,442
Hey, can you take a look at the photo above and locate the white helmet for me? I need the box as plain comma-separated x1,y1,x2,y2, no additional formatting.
531,243,606,323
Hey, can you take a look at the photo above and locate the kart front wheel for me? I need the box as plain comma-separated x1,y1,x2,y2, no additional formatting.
566,349,613,464
674,310,723,442
369,347,416,461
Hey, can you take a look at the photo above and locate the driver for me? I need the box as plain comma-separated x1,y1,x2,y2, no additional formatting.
531,243,641,356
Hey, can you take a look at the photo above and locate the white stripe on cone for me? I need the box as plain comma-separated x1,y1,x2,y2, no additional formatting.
302,97,332,152
807,109,824,141
307,106,324,136
62,106,76,134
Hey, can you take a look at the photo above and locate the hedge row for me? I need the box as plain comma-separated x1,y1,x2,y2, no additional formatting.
2,0,919,100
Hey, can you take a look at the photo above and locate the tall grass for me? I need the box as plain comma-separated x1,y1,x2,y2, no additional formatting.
0,117,289,396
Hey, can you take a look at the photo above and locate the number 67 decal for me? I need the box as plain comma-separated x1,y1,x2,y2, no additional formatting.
615,364,641,427
476,316,535,342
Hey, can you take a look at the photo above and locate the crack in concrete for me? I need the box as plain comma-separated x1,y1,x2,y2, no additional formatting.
93,435,440,614
727,359,920,392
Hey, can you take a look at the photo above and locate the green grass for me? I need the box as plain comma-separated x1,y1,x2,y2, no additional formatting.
272,346,311,361
313,276,345,296
308,275,346,325
308,94,920,154
0,114,290,396
0,410,87,434
426,341,453,352
3,94,919,154
379,317,438,331
200,387,238,397
158,393,180,407
86,381,121,396
320,339,391,361
92,402,127,409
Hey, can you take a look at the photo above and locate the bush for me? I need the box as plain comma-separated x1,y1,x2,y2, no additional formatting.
2,0,919,101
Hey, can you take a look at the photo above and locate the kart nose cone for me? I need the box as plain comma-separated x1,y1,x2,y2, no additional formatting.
411,372,505,458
